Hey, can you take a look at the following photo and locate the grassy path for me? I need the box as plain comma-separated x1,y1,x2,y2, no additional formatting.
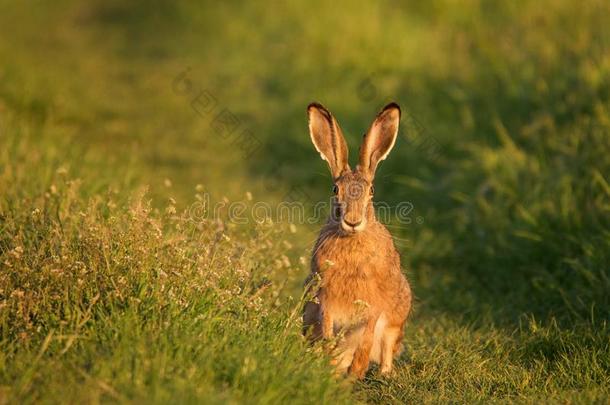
1,1,609,403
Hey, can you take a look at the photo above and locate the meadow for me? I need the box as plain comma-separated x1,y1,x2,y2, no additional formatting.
1,0,609,403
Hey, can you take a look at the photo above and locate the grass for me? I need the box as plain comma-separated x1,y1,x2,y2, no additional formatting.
1,0,609,403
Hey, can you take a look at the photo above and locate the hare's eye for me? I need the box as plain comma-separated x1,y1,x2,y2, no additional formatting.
332,185,339,194
370,185,375,195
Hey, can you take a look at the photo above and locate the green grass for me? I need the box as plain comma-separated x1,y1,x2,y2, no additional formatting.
1,0,610,403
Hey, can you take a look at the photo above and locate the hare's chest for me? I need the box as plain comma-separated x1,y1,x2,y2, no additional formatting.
314,232,383,269
314,240,389,282
311,229,397,323
317,261,380,322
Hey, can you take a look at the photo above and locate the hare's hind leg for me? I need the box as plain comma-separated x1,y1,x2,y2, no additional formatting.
349,315,379,379
332,326,363,374
380,326,402,374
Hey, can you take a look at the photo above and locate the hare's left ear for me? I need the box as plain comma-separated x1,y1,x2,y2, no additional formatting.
308,102,350,180
358,102,400,179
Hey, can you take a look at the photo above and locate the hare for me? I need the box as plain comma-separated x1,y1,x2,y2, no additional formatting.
302,102,412,379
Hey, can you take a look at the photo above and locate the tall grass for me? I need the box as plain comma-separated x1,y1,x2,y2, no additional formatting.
0,120,350,403
1,0,609,403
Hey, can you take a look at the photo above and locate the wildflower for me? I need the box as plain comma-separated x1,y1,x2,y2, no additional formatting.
11,289,25,298
289,223,297,233
10,246,24,259
164,179,172,188
245,191,253,201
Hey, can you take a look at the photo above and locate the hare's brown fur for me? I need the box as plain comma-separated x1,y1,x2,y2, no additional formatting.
303,102,412,379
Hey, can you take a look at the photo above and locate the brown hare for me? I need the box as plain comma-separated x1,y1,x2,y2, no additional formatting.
302,102,412,379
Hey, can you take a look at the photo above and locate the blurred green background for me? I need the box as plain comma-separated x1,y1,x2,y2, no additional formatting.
1,0,609,403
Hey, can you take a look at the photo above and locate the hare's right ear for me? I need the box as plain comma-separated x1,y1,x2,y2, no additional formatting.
358,103,401,180
308,102,350,179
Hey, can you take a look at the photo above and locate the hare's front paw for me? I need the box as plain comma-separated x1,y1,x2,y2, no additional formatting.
379,364,393,376
348,357,369,380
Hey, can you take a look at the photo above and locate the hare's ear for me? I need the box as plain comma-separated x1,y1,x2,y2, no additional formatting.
358,102,400,179
308,102,350,179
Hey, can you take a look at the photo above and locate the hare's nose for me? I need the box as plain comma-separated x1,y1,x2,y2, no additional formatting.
344,219,362,228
